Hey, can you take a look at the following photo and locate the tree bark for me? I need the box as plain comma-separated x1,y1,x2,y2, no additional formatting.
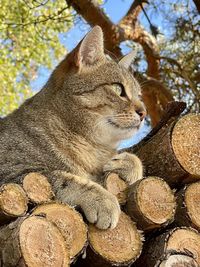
32,202,88,262
126,177,176,231
0,183,28,225
0,216,70,267
127,113,200,186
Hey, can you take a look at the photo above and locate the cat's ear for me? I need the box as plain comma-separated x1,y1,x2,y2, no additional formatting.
75,26,105,68
119,50,137,69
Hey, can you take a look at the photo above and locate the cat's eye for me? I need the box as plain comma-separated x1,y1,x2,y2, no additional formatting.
111,83,126,97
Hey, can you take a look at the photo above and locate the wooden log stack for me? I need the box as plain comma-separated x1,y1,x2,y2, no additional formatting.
0,111,199,266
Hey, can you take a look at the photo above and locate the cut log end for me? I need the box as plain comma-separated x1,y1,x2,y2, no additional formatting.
185,182,200,229
104,173,128,205
158,254,198,267
88,211,143,265
0,183,28,217
166,228,200,265
20,216,70,267
23,172,54,204
32,203,87,261
126,177,176,230
138,177,175,224
136,227,200,267
172,114,200,178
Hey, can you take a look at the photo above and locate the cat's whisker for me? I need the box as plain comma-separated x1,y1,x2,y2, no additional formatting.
109,115,136,119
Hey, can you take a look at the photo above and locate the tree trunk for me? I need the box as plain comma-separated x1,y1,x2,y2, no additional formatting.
175,181,200,231
0,215,70,267
135,227,200,266
32,202,88,262
75,212,143,266
126,177,176,231
0,183,28,225
22,172,54,204
127,114,200,186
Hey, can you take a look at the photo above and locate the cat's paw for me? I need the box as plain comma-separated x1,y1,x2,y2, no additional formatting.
80,187,120,229
103,152,143,185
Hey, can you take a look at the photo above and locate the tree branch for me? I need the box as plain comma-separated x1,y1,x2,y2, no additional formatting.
120,0,146,26
66,0,160,77
160,56,200,101
66,0,123,56
137,75,174,126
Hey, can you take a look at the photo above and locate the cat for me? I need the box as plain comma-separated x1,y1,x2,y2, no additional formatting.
0,26,146,229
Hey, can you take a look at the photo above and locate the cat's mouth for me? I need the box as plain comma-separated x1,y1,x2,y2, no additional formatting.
107,118,140,130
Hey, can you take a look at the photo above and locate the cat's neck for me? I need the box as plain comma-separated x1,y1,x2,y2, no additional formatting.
51,128,116,177
44,113,116,177
69,135,116,176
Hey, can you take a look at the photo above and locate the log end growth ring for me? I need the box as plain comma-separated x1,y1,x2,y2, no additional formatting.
172,114,200,178
88,212,143,265
19,216,70,267
137,177,176,224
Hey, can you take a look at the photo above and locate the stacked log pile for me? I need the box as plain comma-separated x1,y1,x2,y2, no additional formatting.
0,108,200,267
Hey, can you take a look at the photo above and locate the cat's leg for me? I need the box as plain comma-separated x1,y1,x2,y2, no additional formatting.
103,152,143,185
47,170,120,229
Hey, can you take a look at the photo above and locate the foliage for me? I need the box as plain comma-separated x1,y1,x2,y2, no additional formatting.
139,0,200,112
0,0,73,115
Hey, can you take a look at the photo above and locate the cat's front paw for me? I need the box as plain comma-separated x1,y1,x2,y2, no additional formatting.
103,152,143,185
80,187,120,230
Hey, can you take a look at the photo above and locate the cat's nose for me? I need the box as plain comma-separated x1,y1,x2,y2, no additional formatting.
136,109,146,121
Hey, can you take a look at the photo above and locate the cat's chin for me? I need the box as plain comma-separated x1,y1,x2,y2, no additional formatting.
108,124,140,143
117,126,140,140
111,119,144,142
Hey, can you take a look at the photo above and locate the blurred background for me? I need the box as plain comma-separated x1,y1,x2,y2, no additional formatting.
0,0,199,147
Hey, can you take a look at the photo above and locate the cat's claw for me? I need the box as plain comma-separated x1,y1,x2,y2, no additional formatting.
103,152,143,185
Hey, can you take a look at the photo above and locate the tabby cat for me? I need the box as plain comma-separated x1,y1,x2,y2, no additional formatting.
0,26,146,229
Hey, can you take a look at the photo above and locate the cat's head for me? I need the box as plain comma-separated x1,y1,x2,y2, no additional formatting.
48,26,146,148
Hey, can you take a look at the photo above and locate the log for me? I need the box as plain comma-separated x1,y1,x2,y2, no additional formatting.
154,252,199,267
0,215,70,267
22,172,54,204
136,227,200,266
0,183,28,225
175,181,200,231
104,173,128,205
32,202,88,262
126,177,176,231
127,114,200,186
76,211,143,267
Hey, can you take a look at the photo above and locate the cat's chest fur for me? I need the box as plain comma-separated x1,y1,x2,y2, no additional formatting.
51,132,116,180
